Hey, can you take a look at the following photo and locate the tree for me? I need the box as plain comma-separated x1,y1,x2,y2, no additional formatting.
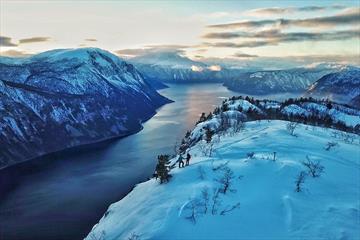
295,171,307,192
216,166,236,194
155,155,171,184
302,156,324,178
286,122,299,136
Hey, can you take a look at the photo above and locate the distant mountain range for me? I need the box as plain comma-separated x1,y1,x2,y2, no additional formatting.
0,48,170,169
128,51,243,87
127,52,358,106
307,68,360,108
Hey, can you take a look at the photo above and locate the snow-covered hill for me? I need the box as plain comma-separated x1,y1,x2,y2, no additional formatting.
86,120,360,240
223,67,340,95
307,68,360,108
87,96,360,240
128,51,243,87
0,48,171,169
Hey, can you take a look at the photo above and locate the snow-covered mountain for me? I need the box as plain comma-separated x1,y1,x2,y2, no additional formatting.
307,68,360,108
0,48,171,169
87,97,360,240
128,51,243,87
223,67,340,95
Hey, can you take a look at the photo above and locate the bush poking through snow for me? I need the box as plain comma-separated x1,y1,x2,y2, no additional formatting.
286,122,299,136
220,203,241,216
325,141,338,151
154,155,171,184
246,152,255,159
295,171,307,192
128,233,141,240
302,156,325,178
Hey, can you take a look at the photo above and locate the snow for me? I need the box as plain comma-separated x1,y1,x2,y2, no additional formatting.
86,120,360,240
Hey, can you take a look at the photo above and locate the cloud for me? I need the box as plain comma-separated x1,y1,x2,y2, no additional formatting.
202,29,360,48
19,37,50,44
85,38,97,42
116,45,190,57
233,52,258,58
0,36,17,47
208,8,360,29
0,49,31,57
245,5,347,16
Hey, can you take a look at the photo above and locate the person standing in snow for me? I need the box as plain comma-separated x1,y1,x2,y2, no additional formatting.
186,152,191,166
177,154,185,168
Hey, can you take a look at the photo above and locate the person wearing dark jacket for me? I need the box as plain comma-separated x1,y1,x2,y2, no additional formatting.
186,153,191,166
177,154,185,168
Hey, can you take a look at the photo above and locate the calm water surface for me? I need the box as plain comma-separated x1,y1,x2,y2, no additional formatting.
0,83,243,240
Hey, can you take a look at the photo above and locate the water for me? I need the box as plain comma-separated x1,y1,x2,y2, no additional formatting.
0,83,240,240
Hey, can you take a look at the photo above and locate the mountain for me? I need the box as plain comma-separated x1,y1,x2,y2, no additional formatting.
223,67,341,95
307,68,360,108
128,51,243,87
87,97,360,239
0,48,171,169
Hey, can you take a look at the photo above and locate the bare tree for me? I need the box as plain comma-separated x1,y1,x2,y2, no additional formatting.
184,199,199,224
295,171,307,192
201,186,210,214
216,166,236,194
211,188,221,215
286,122,299,136
302,156,324,178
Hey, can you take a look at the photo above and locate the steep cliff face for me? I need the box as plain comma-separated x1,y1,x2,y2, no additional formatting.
0,48,171,169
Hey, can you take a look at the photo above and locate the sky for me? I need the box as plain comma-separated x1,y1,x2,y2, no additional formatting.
0,0,359,65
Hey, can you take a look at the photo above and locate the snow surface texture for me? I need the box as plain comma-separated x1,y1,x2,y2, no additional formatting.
86,120,360,240
307,68,360,108
0,48,170,169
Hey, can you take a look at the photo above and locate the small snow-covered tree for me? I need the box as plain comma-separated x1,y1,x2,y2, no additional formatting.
302,156,324,178
286,122,299,136
295,171,307,192
155,155,171,184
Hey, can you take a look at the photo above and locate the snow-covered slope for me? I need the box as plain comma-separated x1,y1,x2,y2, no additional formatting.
128,51,243,86
0,48,171,169
223,67,339,95
307,68,360,108
86,120,360,240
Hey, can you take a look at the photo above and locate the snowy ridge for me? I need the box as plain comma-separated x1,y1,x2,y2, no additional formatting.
184,97,360,148
0,48,171,169
86,120,360,240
